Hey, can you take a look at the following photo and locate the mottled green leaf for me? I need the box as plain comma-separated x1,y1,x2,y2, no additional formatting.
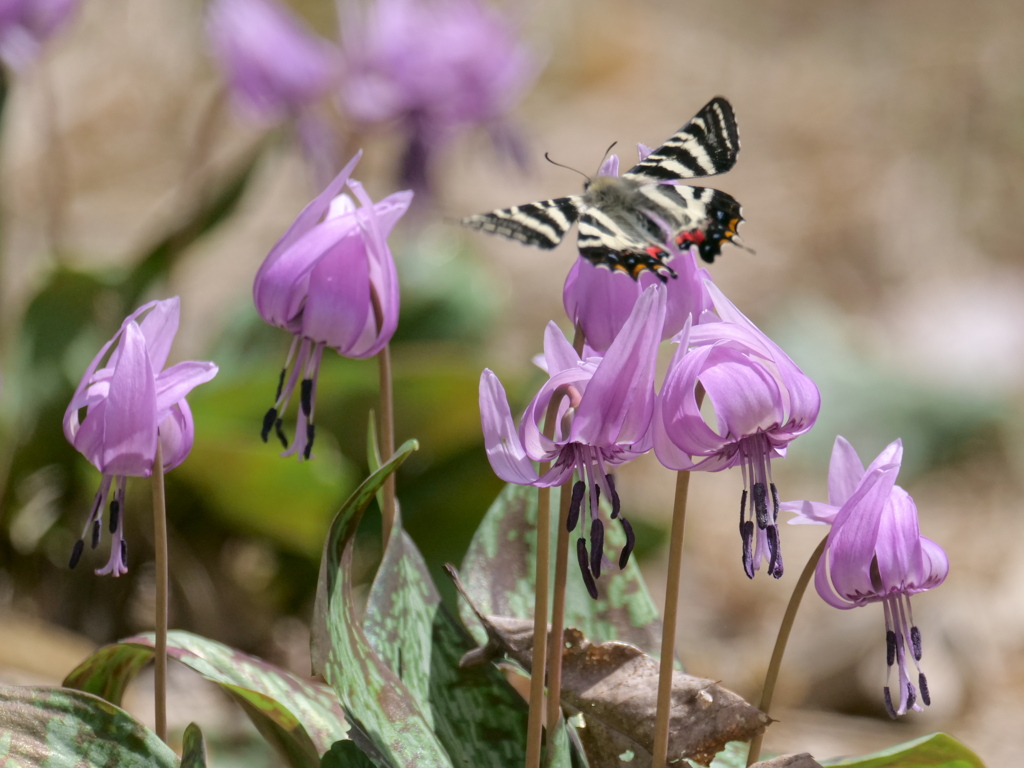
820,732,985,768
364,519,534,768
460,482,663,656
311,440,454,768
181,723,208,768
64,630,346,768
0,682,178,767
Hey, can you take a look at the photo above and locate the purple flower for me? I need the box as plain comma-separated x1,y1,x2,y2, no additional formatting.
62,298,218,576
783,436,949,717
0,0,80,70
480,286,666,597
206,0,340,120
338,0,536,190
654,281,820,579
254,151,412,460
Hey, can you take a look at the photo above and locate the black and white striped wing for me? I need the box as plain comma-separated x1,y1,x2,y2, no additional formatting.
577,184,744,277
460,196,582,249
625,97,740,182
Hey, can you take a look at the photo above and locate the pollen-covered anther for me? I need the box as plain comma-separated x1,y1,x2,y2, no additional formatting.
576,538,598,600
109,499,120,534
590,519,605,579
766,524,783,578
261,407,278,443
606,473,620,519
911,625,922,661
69,540,85,570
919,673,930,706
91,520,101,549
740,520,755,579
567,480,585,532
770,482,780,523
883,687,897,719
303,424,316,460
738,488,748,535
618,517,635,569
886,629,897,667
752,482,769,529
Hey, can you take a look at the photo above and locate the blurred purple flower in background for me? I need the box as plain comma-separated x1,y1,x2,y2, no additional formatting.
655,281,820,579
254,151,412,460
784,436,949,718
206,0,340,120
0,0,80,70
480,286,666,597
338,0,537,191
62,298,219,576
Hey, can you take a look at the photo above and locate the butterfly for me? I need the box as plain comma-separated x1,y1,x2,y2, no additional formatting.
461,97,744,281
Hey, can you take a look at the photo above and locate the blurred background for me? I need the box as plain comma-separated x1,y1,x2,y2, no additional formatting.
0,0,1021,765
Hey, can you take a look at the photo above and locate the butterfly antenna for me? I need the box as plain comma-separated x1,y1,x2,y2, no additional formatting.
544,152,591,184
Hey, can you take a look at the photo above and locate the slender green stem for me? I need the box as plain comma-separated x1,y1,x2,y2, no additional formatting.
746,534,829,766
525,396,563,768
377,344,396,545
370,288,396,545
545,470,574,732
651,469,692,768
545,326,584,733
151,438,168,743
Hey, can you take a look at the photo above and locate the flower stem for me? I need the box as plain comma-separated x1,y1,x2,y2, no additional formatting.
377,343,396,545
545,468,574,732
525,396,564,768
651,468,692,768
370,287,397,546
545,326,584,733
151,438,168,743
746,535,829,766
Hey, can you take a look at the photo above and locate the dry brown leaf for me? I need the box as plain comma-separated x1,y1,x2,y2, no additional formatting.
448,565,769,766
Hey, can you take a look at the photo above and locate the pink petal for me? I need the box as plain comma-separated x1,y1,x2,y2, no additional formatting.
479,369,540,485
98,323,159,476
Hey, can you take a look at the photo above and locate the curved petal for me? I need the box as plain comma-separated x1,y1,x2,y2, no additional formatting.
479,369,540,485
160,400,195,472
155,361,220,416
873,486,923,592
254,150,362,291
655,342,730,462
571,285,664,446
699,348,784,438
133,298,181,372
823,464,901,601
542,321,581,376
827,436,865,507
98,323,159,477
782,499,839,525
300,235,373,350
914,536,950,591
253,214,363,330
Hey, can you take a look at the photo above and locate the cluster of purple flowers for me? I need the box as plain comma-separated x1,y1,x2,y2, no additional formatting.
479,146,949,717
204,0,535,188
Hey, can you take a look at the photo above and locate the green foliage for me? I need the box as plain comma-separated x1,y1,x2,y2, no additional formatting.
459,482,664,657
820,733,986,768
64,630,347,768
0,682,179,767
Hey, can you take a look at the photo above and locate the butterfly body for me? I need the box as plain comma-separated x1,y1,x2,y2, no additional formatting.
462,97,744,281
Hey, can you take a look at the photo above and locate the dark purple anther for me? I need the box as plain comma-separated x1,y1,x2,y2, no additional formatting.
590,519,604,579
567,480,585,532
618,517,635,569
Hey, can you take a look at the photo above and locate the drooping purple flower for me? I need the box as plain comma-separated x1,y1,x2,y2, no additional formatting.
783,436,949,718
62,298,219,576
480,286,666,597
338,0,537,191
654,281,820,579
0,0,80,70
206,0,340,120
254,151,412,460
563,149,715,351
